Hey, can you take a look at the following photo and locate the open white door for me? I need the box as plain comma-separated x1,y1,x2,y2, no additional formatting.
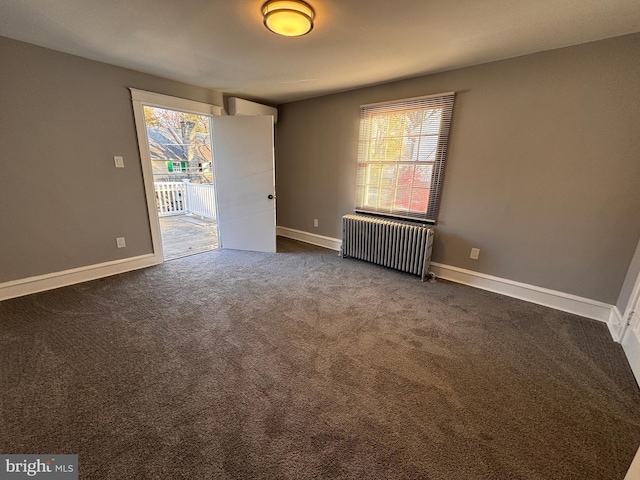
212,115,276,253
621,308,640,384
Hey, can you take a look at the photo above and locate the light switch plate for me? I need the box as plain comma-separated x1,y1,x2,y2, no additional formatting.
114,156,124,168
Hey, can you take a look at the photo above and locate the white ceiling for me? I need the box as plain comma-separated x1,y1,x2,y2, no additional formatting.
1,0,639,104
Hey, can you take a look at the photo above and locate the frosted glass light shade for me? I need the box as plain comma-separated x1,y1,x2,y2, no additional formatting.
262,0,315,37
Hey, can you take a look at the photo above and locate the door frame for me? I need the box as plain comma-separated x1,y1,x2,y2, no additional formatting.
130,88,224,263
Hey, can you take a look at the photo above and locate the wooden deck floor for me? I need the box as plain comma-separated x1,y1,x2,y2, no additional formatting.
159,215,218,261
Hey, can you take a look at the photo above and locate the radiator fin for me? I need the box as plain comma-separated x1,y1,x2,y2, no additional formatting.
341,214,434,280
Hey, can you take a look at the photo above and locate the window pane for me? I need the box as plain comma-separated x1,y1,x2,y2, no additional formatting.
410,188,430,213
401,137,419,160
379,187,395,210
421,109,442,134
397,164,414,187
383,137,402,161
365,186,378,208
394,187,411,212
413,164,433,188
380,165,397,185
416,136,438,161
367,164,382,184
387,113,406,139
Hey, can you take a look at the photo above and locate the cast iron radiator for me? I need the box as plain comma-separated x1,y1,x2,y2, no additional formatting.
341,214,434,280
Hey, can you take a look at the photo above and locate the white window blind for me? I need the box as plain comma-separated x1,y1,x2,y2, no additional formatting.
355,92,454,223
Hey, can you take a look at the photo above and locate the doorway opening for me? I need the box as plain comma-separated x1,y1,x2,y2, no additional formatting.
131,89,277,260
142,105,218,261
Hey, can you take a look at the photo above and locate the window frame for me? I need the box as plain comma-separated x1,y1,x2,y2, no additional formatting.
355,92,455,224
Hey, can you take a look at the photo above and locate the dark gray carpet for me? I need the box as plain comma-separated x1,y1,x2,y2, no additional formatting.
1,237,639,479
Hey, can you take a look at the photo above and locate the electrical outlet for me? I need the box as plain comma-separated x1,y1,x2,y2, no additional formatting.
114,156,124,168
116,237,126,248
470,248,480,260
313,219,319,227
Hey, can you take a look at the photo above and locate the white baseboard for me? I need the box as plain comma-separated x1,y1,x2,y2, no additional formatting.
277,226,341,251
430,262,615,324
0,253,161,301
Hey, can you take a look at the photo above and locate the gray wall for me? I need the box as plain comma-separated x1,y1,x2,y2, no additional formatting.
275,33,640,305
0,36,223,283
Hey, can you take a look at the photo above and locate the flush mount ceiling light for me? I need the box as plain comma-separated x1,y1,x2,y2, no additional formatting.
262,0,315,37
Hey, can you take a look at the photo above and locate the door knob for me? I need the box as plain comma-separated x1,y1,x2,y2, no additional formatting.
268,194,276,200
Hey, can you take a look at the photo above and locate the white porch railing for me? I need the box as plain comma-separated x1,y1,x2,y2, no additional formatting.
185,182,217,219
154,181,217,220
155,182,186,216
